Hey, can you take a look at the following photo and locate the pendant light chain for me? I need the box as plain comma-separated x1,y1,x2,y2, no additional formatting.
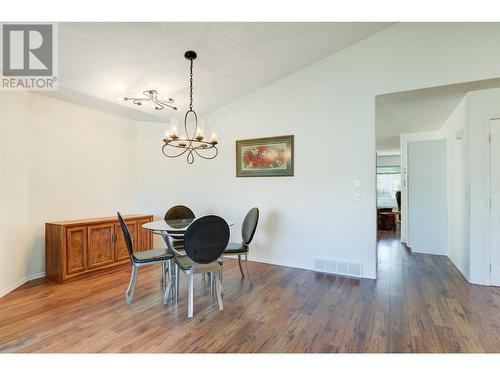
189,58,194,111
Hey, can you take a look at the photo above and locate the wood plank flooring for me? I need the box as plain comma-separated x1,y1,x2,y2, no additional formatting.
0,231,499,353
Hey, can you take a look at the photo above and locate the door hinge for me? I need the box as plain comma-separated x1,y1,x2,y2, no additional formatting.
490,264,492,273
489,133,492,143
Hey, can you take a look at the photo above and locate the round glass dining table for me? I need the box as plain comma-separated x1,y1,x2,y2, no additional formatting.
142,217,234,236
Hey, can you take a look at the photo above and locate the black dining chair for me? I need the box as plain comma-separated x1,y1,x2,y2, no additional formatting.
164,205,195,221
222,207,259,284
163,205,195,249
117,212,173,305
163,215,229,318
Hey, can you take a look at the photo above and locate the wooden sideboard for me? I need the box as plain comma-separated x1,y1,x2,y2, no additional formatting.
45,214,154,283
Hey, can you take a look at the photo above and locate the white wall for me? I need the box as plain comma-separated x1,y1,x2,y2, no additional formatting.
438,88,500,285
465,88,500,284
137,23,500,280
442,97,470,278
0,92,138,297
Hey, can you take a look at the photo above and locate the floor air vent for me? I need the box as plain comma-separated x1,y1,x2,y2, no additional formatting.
314,258,363,278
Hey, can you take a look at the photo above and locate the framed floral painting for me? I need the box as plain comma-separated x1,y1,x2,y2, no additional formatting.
236,135,294,177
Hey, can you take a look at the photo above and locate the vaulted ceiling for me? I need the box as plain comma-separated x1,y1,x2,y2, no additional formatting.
41,22,393,122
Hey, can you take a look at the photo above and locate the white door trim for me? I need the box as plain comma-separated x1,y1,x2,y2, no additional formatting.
488,116,500,286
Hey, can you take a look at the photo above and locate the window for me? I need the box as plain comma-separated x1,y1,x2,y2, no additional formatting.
377,166,401,208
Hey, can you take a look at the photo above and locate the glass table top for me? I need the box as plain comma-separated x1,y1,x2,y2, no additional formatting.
142,218,234,233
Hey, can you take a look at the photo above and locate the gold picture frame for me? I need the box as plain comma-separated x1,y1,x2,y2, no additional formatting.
236,135,294,177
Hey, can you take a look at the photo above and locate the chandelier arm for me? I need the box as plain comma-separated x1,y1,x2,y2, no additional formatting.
184,109,198,142
132,98,152,104
163,103,178,110
126,96,151,101
192,145,219,160
162,143,190,158
153,102,164,110
186,150,195,164
155,98,175,105
163,142,196,150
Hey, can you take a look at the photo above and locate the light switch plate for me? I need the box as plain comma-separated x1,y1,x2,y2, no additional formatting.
354,192,361,201
354,179,361,188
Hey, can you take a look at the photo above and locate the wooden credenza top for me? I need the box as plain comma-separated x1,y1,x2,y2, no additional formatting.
47,214,153,226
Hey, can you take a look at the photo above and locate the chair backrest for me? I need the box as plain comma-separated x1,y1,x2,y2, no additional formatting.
164,205,195,220
241,207,259,245
183,215,229,264
117,212,134,258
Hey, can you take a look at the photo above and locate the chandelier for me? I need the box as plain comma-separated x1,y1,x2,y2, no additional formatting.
161,51,218,164
121,89,177,111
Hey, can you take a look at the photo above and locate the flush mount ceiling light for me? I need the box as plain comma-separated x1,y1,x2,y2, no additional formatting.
161,51,218,164
120,89,178,111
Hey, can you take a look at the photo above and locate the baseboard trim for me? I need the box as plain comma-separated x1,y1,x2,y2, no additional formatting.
0,272,46,299
227,254,376,280
446,256,489,286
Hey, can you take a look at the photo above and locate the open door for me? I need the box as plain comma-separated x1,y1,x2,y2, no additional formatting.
407,139,448,255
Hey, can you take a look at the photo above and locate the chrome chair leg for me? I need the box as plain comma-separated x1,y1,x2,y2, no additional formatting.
163,272,173,304
175,263,180,303
125,265,138,305
164,259,174,303
188,274,194,318
215,271,224,311
244,253,253,284
210,272,215,299
237,254,244,278
219,268,224,295
161,262,166,290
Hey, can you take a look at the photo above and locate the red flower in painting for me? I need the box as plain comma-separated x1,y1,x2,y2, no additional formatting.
258,146,266,153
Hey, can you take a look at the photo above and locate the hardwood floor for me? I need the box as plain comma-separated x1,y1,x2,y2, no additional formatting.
0,231,499,353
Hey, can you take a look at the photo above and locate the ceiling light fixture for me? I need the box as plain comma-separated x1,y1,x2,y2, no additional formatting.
120,89,178,111
161,51,218,164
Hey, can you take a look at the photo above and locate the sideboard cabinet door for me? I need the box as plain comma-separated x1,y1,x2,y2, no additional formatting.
87,223,114,269
137,218,153,251
66,226,87,275
114,220,137,262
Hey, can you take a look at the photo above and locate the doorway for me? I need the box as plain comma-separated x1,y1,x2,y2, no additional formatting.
376,156,401,236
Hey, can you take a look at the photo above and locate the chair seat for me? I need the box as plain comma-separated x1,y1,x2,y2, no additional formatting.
223,242,248,254
174,255,223,273
132,248,173,264
172,239,185,248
